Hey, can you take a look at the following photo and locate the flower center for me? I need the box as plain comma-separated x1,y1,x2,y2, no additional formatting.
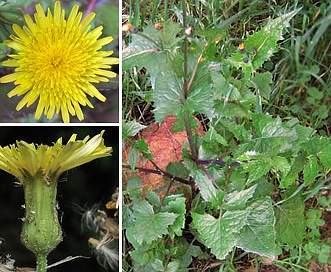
50,55,62,68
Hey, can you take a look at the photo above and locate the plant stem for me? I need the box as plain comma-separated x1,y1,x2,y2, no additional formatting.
37,254,47,272
182,0,188,99
181,0,198,161
184,111,198,161
123,164,192,185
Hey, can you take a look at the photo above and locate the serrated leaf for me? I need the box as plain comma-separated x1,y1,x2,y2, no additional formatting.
129,238,167,267
303,156,321,186
166,161,189,179
252,72,273,99
126,199,178,246
123,22,181,80
204,126,228,146
318,145,331,168
242,160,272,183
161,195,186,238
191,210,247,260
212,72,254,118
202,126,228,155
192,169,223,206
301,137,330,154
182,152,219,202
275,194,305,246
127,146,139,170
220,119,250,141
184,62,219,118
146,189,162,207
237,197,276,259
252,113,298,153
172,237,202,269
133,139,154,161
123,120,147,139
214,99,252,118
183,155,225,207
126,174,142,200
227,9,300,78
280,153,307,188
224,184,257,210
151,71,184,123
212,71,241,100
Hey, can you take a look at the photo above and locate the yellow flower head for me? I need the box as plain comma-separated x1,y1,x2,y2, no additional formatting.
0,1,119,123
0,130,112,183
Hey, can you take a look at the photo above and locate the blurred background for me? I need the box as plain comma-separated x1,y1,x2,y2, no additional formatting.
0,126,119,271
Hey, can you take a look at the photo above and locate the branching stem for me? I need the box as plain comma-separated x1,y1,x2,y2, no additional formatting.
123,164,192,185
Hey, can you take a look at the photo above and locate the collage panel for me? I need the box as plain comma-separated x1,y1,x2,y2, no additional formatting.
0,0,121,271
0,0,119,123
122,0,331,271
0,126,119,271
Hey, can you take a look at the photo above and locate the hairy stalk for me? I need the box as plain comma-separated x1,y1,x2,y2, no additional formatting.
37,254,47,272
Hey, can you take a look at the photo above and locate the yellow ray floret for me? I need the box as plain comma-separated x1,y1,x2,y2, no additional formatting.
0,1,119,123
0,130,112,183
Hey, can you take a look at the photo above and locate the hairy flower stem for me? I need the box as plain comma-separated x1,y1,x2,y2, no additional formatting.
36,254,47,272
21,171,62,272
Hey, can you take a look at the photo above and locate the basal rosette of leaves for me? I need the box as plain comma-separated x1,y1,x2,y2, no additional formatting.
123,8,331,270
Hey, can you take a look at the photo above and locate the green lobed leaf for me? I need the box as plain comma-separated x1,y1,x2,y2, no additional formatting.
202,126,228,155
212,72,254,118
227,9,300,79
166,161,189,179
220,119,250,141
192,195,276,260
303,155,321,186
301,137,331,154
274,194,305,246
126,174,142,200
318,144,331,168
191,210,247,260
127,146,139,171
146,189,162,207
171,237,202,269
184,62,217,119
251,72,273,99
129,238,167,267
133,139,154,161
223,184,257,210
237,197,276,259
280,153,307,188
161,195,186,238
126,199,179,246
123,22,181,79
122,120,147,139
151,71,184,123
242,159,272,183
252,113,298,153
